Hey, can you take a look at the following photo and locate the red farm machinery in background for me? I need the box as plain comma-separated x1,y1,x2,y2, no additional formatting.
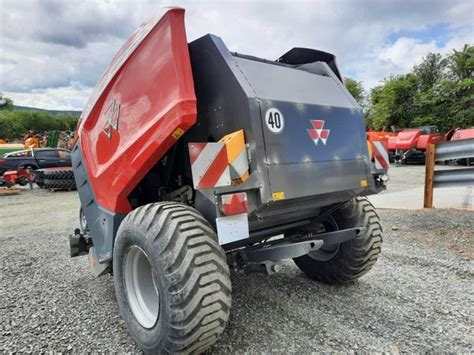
368,126,474,165
387,126,442,164
0,167,35,188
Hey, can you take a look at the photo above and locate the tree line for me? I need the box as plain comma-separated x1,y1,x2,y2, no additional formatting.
345,44,473,132
0,99,79,141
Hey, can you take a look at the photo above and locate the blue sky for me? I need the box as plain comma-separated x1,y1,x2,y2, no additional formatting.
387,23,453,47
0,0,472,110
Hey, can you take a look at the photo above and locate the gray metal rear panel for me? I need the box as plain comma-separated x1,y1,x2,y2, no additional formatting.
188,34,371,211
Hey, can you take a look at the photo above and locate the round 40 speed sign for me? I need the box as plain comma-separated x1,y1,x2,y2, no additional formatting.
264,108,284,134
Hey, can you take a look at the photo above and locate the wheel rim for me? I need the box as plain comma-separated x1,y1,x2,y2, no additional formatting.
124,246,160,329
307,215,340,261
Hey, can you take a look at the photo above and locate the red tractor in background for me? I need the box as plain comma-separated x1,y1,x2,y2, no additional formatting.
0,167,35,188
386,126,442,164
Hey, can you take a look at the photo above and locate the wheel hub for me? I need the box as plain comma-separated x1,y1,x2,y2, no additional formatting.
307,215,340,261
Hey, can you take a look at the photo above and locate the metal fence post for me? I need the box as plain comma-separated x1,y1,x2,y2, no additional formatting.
424,143,435,208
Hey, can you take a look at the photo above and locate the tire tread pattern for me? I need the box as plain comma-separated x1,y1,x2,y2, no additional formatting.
294,197,383,284
42,178,77,190
35,168,74,180
119,202,231,354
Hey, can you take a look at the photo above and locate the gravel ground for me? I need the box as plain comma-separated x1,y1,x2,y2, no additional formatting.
0,167,473,353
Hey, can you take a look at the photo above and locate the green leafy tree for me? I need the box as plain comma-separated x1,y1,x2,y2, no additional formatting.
448,44,474,80
413,52,446,92
367,44,473,132
366,74,418,130
365,86,382,129
0,110,79,141
344,77,366,107
413,45,474,131
0,94,14,111
432,78,474,131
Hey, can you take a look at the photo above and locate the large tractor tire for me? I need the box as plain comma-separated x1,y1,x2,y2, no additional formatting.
34,170,44,187
43,178,77,190
35,176,45,188
293,197,382,284
36,168,75,180
113,202,232,354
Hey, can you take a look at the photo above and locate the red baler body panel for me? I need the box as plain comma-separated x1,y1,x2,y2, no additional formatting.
75,8,196,214
387,136,397,151
394,130,421,150
391,129,442,151
416,132,441,150
451,128,474,141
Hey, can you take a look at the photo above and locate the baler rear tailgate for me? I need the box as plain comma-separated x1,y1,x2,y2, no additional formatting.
260,100,367,164
188,35,373,205
266,159,369,200
259,100,369,200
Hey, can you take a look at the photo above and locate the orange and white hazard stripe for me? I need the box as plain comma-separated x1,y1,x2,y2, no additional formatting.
372,141,389,170
219,130,249,184
188,142,231,189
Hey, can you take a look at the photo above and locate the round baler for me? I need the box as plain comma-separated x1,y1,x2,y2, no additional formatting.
69,7,388,353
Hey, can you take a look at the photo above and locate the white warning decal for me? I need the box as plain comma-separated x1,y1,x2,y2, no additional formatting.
265,108,284,134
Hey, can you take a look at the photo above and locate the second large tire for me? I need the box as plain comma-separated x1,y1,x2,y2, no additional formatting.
36,168,74,180
43,178,76,190
113,202,232,354
293,197,382,284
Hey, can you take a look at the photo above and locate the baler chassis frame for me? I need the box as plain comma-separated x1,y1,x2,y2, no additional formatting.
227,226,365,274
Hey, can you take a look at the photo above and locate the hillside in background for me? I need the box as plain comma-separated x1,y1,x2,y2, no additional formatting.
1,105,80,140
14,105,81,116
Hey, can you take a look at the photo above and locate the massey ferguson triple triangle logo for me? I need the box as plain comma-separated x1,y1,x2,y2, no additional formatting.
307,120,330,145
102,98,121,139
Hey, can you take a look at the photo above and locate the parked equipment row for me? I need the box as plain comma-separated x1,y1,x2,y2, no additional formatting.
368,126,474,165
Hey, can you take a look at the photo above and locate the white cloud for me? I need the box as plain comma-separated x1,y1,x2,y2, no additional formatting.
0,0,472,109
8,85,90,111
378,38,439,72
348,27,474,89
